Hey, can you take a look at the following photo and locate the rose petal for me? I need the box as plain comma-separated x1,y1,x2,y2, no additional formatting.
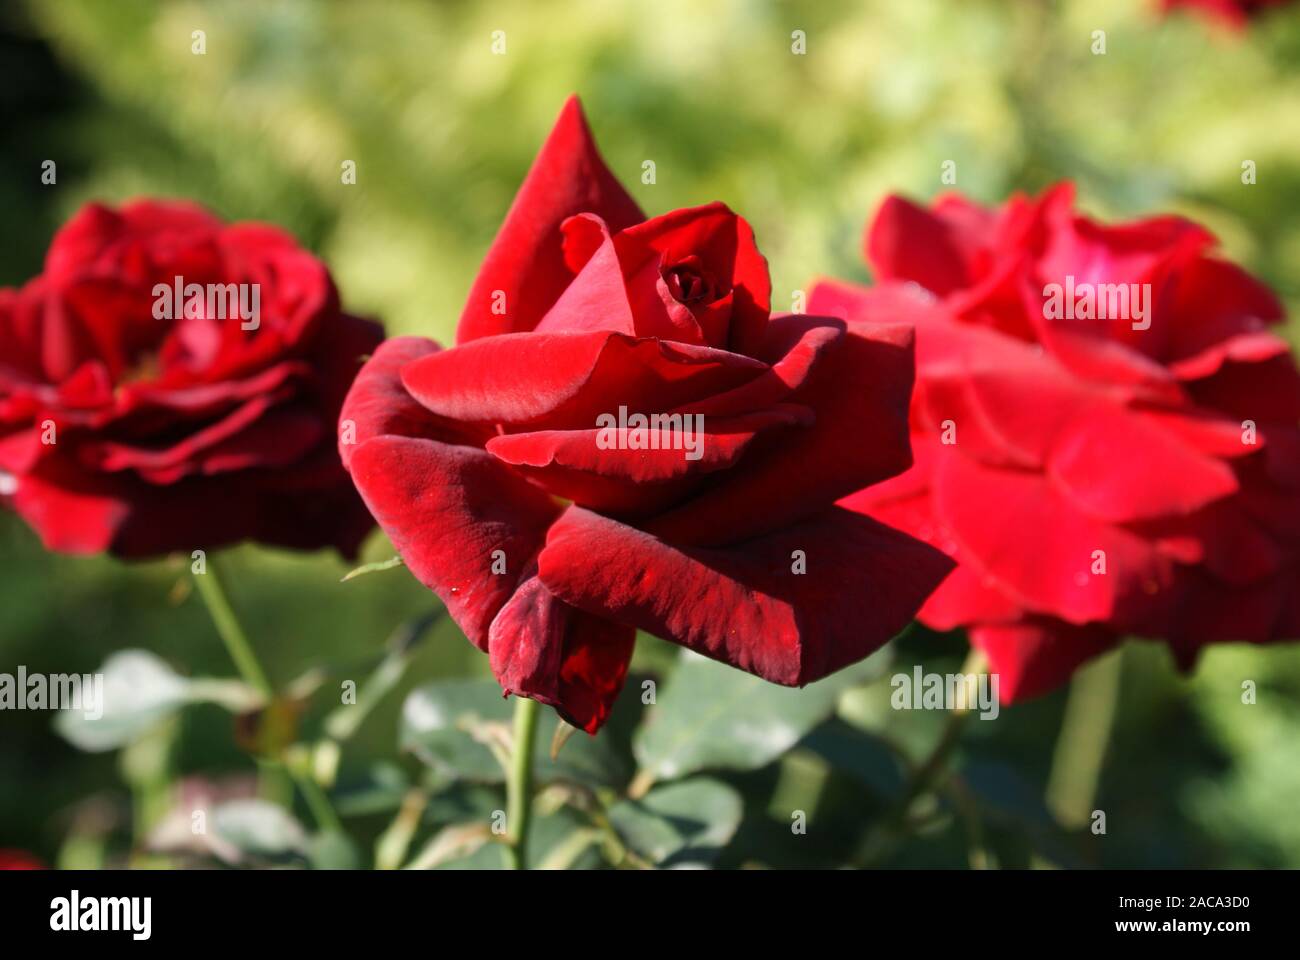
87,393,321,484
616,202,772,352
539,505,953,686
488,573,635,733
456,97,644,344
866,195,972,296
1046,405,1238,523
337,336,480,468
671,314,843,417
933,450,1176,626
9,459,130,554
1188,352,1300,422
485,404,813,514
646,321,917,546
401,330,766,430
347,436,561,649
970,619,1120,703
532,214,636,337
840,471,1026,630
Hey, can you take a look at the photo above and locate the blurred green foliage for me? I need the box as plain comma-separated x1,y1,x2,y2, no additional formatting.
3,0,1300,868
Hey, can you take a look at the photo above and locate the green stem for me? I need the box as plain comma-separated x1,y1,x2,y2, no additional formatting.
255,758,294,808
1045,649,1123,830
192,558,272,698
901,648,988,806
858,648,988,865
192,556,343,836
290,766,345,836
505,696,541,870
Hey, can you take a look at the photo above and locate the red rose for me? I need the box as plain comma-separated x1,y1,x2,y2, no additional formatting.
0,201,382,558
0,849,44,869
341,97,952,732
1160,0,1296,27
812,184,1300,700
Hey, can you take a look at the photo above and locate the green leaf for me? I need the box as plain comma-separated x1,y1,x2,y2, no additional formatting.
400,679,514,780
609,777,743,866
633,649,891,782
799,719,906,799
963,761,1057,832
961,760,1079,868
211,799,309,866
421,782,503,827
55,650,260,752
402,783,603,869
310,830,362,870
523,806,608,871
400,679,630,786
536,826,603,870
333,762,413,817
836,672,950,761
404,822,494,869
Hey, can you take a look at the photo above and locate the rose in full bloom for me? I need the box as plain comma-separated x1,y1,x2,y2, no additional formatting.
0,201,382,558
811,184,1300,700
1159,0,1296,27
340,97,953,732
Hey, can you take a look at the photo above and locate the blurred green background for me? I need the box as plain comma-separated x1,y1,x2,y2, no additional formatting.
3,0,1300,869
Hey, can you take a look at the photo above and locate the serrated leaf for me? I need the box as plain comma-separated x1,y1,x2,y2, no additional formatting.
633,648,891,782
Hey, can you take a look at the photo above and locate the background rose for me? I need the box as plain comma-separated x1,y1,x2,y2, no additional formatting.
0,201,382,558
341,98,953,732
812,184,1300,699
0,849,43,870
1160,0,1297,27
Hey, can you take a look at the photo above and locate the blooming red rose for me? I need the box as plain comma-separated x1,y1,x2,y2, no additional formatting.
1159,0,1296,27
340,97,953,732
0,849,44,869
0,201,382,558
812,184,1300,700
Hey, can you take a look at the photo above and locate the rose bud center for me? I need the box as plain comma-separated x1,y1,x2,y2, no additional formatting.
662,255,718,305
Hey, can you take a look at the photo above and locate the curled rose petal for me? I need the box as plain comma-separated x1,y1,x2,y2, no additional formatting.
456,97,644,344
348,436,560,650
539,506,953,687
488,573,635,734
